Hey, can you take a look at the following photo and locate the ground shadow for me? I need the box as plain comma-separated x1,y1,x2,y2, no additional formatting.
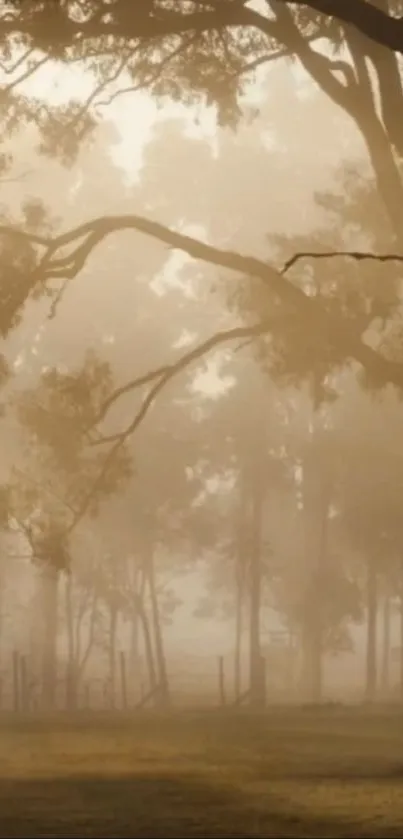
254,762,403,782
0,772,400,838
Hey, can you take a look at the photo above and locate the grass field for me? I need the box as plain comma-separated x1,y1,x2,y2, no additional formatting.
2,708,403,836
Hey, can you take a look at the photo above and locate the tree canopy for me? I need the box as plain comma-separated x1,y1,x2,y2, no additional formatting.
0,0,402,410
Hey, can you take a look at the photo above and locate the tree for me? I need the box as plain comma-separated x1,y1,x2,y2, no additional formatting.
1,0,403,711
1,2,403,408
9,351,132,709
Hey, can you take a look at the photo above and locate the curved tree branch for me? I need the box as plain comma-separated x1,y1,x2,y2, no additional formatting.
281,248,403,274
93,245,403,430
3,211,403,389
68,319,271,531
5,208,392,536
92,320,273,436
281,1,403,55
0,54,50,98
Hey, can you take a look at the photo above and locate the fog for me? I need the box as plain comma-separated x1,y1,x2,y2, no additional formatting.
2,2,403,836
0,46,397,712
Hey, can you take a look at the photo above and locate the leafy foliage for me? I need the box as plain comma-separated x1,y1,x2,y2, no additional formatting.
16,350,133,516
31,519,71,574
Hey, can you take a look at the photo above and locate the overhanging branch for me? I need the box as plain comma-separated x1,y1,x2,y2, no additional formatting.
6,209,394,535
0,1,401,56
280,1,403,55
3,211,403,391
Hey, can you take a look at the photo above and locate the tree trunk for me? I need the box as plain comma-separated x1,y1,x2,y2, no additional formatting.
312,482,331,702
41,564,59,711
234,558,244,702
279,14,403,244
248,475,265,709
366,556,378,702
0,565,4,676
355,104,403,243
146,549,170,706
302,616,322,704
108,605,118,709
300,435,330,704
65,573,79,710
234,479,247,702
130,562,141,699
334,28,403,243
130,604,141,701
137,596,157,696
380,592,391,698
28,574,43,703
363,23,403,158
399,564,403,701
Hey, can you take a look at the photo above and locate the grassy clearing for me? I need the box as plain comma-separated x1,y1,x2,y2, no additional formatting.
1,708,403,836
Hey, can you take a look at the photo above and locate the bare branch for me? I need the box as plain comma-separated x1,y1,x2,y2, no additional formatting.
69,50,135,128
94,366,168,429
281,249,403,275
0,55,50,98
67,320,270,532
48,277,71,320
0,48,35,75
93,320,272,434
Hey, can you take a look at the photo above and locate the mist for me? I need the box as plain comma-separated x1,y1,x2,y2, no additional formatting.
0,2,402,837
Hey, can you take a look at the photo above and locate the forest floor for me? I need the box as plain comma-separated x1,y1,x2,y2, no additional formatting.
1,708,403,836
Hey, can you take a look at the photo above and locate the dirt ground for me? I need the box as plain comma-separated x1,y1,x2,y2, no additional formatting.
2,708,403,837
